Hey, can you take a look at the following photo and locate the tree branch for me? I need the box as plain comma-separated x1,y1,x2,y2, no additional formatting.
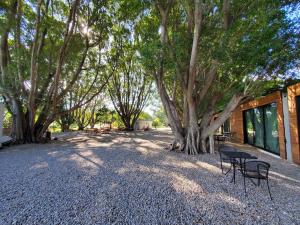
201,93,245,138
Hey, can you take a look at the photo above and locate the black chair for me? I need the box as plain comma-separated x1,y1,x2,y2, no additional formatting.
214,135,226,146
219,145,238,174
241,160,272,200
223,132,231,141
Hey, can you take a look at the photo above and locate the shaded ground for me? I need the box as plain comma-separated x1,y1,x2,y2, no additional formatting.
0,129,299,225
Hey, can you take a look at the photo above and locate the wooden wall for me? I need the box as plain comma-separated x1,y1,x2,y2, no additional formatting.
230,91,286,159
287,83,300,164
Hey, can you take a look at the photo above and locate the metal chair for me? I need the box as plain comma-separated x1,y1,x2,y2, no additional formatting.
219,145,238,174
240,160,272,200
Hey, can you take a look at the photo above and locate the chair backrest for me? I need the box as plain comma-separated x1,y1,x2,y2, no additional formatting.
244,160,270,178
223,132,230,137
257,161,270,178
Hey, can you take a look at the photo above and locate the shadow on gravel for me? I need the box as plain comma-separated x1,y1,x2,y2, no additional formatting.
1,130,300,224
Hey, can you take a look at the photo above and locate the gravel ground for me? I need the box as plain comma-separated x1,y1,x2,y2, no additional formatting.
0,129,299,225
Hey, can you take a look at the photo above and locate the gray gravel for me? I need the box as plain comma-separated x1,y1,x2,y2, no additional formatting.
0,129,300,225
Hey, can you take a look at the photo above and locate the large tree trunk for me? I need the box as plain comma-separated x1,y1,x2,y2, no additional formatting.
10,98,25,143
10,104,52,143
120,116,131,131
183,0,203,154
155,0,185,150
156,79,185,150
61,124,70,132
130,117,138,131
78,125,84,131
90,112,95,128
184,99,203,154
201,94,244,139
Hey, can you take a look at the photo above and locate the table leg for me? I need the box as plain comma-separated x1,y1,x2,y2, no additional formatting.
230,163,236,184
233,163,236,184
239,158,245,174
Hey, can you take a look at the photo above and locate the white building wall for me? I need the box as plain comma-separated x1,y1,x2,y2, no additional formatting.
282,92,293,161
134,120,152,130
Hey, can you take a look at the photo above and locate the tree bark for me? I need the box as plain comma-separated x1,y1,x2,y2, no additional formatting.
184,0,203,154
201,93,245,139
11,98,25,143
155,0,185,150
0,0,109,144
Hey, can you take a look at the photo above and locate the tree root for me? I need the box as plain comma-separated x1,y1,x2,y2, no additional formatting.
185,127,200,155
169,138,185,152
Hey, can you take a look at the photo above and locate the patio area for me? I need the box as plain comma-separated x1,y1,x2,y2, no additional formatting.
0,129,299,225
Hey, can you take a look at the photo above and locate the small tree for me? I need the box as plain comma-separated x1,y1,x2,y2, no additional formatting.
96,106,114,129
154,107,168,127
152,118,161,129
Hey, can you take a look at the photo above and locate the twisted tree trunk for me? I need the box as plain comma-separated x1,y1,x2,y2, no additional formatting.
183,0,203,154
155,0,185,150
154,0,245,154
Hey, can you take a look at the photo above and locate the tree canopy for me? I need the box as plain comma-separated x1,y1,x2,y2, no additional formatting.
0,0,299,148
134,0,299,153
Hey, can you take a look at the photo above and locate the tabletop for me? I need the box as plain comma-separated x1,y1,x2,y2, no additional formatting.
221,150,257,160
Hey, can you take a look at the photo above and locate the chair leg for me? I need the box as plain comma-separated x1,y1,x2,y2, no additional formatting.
243,175,247,196
224,164,232,175
221,161,224,174
233,163,236,184
266,179,273,200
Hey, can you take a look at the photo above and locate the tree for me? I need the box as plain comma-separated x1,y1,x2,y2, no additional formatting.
0,0,111,142
154,106,168,126
97,106,110,124
96,106,118,129
152,118,161,129
138,0,299,153
108,58,152,130
107,30,153,131
74,95,104,130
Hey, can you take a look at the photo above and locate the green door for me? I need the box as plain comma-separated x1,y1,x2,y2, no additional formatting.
243,103,279,155
264,103,279,154
244,109,254,145
254,107,265,148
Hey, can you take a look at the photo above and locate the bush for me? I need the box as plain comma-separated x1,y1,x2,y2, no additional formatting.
48,121,62,133
152,118,162,128
139,111,153,120
3,109,12,128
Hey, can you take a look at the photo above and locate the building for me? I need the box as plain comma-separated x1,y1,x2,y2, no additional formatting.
228,82,300,165
134,119,152,130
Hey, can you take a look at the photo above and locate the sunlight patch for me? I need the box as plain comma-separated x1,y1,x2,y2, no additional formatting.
171,172,204,194
213,193,246,208
195,161,220,174
30,162,48,170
